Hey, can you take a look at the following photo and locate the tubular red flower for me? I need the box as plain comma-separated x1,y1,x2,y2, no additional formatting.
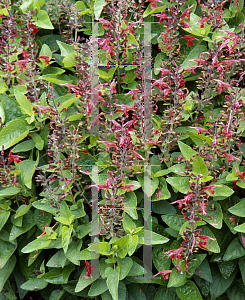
223,153,241,162
8,150,24,164
153,270,172,280
183,35,199,47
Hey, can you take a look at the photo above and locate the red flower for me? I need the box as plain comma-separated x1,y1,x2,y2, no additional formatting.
153,270,172,280
29,23,39,34
22,50,29,59
234,167,245,182
98,19,111,29
171,193,194,209
180,5,194,20
190,126,209,136
223,153,240,163
39,56,54,65
98,141,117,153
16,59,30,73
203,185,222,195
153,11,168,23
196,17,209,28
156,187,161,199
8,150,24,164
183,35,199,47
85,260,95,277
183,66,198,74
147,0,163,9
241,233,245,247
213,79,231,93
197,235,215,251
165,247,185,260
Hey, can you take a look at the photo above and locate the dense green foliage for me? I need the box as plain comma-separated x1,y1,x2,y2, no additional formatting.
0,0,245,299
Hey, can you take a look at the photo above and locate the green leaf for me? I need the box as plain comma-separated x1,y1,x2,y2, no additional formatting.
218,260,237,279
21,235,52,253
112,235,129,258
186,130,212,146
166,177,190,194
40,74,73,85
127,283,147,300
63,52,75,68
128,235,138,256
42,66,65,76
123,192,138,219
39,44,52,58
143,4,166,18
0,93,23,123
183,13,211,37
32,199,59,215
88,279,108,297
223,237,245,261
105,267,119,300
12,139,35,153
0,186,20,197
0,118,29,150
154,287,176,300
239,256,245,284
19,159,37,189
0,102,5,126
212,185,234,198
0,255,16,291
227,280,245,300
57,41,74,56
192,156,209,178
176,280,203,300
94,0,106,19
152,177,171,201
178,141,196,161
137,229,169,245
99,67,117,80
20,278,48,291
161,214,186,231
57,95,79,113
199,226,220,253
30,132,44,151
136,175,159,197
153,245,171,272
234,223,245,233
15,204,31,219
34,209,52,232
127,261,144,277
168,267,186,288
9,210,35,241
0,240,17,269
34,10,54,29
46,250,67,268
62,225,73,253
194,258,212,282
202,200,223,229
117,257,133,280
0,210,10,231
42,265,74,284
180,45,207,73
75,268,99,292
228,200,245,217
209,266,236,299
123,214,136,233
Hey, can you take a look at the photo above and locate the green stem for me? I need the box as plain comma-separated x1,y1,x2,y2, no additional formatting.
57,289,65,300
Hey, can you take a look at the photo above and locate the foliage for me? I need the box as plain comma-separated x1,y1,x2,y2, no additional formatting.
0,0,245,299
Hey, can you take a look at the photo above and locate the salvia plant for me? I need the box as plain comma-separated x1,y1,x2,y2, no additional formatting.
0,0,245,299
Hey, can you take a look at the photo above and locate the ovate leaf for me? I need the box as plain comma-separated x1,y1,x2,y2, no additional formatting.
178,141,196,161
176,280,202,300
105,267,119,300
